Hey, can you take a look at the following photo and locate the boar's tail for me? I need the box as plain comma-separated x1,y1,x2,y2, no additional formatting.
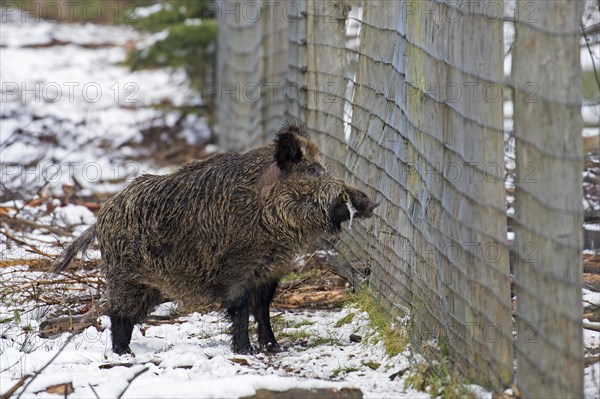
53,225,97,273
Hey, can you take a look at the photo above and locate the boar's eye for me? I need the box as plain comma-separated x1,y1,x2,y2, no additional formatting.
307,165,320,177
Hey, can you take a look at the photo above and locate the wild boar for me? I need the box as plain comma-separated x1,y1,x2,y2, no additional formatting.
53,121,378,355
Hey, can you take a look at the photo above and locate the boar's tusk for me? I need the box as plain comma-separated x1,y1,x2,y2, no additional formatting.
345,198,357,230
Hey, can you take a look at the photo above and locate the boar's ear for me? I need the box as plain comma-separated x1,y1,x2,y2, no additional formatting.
279,120,308,138
274,132,303,174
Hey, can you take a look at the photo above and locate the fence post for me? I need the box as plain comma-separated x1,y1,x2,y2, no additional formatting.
512,0,585,397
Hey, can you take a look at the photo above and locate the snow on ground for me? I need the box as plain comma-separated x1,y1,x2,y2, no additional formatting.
0,302,427,399
583,289,600,350
585,363,600,399
584,289,600,307
0,8,206,197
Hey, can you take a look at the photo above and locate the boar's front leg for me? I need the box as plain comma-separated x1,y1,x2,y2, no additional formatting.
251,280,280,353
227,294,253,354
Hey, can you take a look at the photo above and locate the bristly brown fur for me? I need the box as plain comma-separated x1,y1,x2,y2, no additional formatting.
52,121,378,355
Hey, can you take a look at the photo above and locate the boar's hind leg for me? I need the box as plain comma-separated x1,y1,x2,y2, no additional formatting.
110,315,135,355
107,278,163,355
251,280,280,353
226,294,253,354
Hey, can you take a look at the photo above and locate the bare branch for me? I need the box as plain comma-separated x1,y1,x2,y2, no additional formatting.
15,302,102,399
117,367,150,399
0,374,31,399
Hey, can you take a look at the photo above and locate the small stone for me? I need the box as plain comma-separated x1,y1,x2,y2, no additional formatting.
349,334,362,343
388,368,407,381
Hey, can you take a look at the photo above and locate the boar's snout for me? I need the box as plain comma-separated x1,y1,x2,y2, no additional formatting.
329,188,378,231
360,199,379,218
347,188,379,218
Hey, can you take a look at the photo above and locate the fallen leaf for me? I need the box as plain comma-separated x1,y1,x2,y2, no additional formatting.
25,196,48,207
229,358,250,366
44,382,74,395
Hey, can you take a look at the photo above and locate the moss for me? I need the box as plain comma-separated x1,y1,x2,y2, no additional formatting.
439,334,450,358
405,360,477,399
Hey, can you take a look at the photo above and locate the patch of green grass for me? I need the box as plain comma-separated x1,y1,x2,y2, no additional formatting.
289,319,315,328
279,328,311,341
347,287,407,357
405,361,477,399
347,289,475,396
334,312,355,328
280,270,313,284
362,360,380,370
344,288,476,396
268,314,285,331
306,337,341,348
331,366,361,378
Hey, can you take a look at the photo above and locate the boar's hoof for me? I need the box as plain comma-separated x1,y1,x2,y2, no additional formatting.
233,343,254,355
113,345,134,356
259,341,282,353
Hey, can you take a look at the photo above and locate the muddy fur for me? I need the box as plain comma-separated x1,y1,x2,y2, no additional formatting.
53,121,378,355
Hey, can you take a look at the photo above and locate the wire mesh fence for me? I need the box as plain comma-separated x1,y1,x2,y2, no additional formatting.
216,0,289,150
216,0,591,395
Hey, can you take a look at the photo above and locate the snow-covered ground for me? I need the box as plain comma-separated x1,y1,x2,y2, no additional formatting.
0,301,432,399
0,7,208,198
